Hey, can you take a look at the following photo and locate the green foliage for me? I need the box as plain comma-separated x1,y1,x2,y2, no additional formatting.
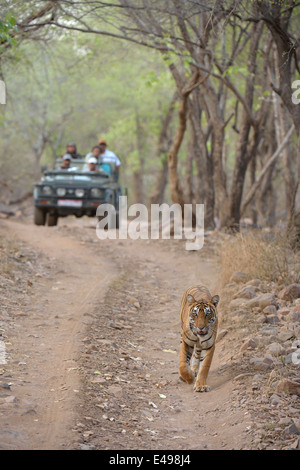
0,32,176,198
0,15,18,48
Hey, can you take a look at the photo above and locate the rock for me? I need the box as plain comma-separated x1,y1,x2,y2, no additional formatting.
216,329,228,343
277,308,291,316
270,394,281,405
263,354,277,365
284,354,294,364
231,295,278,312
276,379,300,396
263,305,277,315
0,203,15,216
277,330,295,342
260,326,280,336
79,444,96,450
239,337,258,352
249,357,271,370
225,283,236,289
287,311,300,322
291,339,300,349
247,293,278,310
3,395,16,404
229,298,248,309
279,284,300,301
290,437,300,450
233,309,248,317
230,272,250,283
0,383,11,390
264,314,280,324
126,296,140,306
253,374,265,381
126,309,137,315
107,385,123,396
233,285,256,299
267,342,285,355
283,423,300,435
246,279,261,287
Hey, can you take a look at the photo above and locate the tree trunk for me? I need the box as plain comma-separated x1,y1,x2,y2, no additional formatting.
168,71,203,208
184,140,194,204
249,152,258,226
256,1,300,215
149,159,168,206
241,124,295,216
189,92,215,229
227,21,264,231
149,92,177,205
201,78,227,227
132,110,145,204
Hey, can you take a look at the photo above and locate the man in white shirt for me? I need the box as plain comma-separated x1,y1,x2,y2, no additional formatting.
98,139,121,180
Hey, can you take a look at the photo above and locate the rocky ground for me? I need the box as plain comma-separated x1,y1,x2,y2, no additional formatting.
218,272,300,450
0,214,299,450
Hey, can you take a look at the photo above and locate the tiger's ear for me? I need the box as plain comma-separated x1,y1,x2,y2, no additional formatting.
187,294,195,305
212,295,220,307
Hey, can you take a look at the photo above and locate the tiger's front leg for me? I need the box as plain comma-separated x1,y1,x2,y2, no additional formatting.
190,347,201,377
194,346,215,392
179,340,194,384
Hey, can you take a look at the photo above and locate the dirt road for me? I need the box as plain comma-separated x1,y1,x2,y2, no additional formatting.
0,217,252,450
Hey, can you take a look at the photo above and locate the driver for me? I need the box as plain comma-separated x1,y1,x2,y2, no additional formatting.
60,154,72,169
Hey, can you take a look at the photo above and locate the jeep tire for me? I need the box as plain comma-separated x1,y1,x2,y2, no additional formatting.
48,213,58,226
34,207,46,226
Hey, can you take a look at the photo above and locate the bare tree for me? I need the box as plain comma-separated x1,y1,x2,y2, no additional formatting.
14,0,300,230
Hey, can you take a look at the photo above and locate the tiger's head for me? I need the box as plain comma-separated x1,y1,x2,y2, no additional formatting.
187,294,219,337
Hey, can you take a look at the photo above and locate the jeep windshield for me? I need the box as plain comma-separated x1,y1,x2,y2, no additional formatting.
43,171,109,179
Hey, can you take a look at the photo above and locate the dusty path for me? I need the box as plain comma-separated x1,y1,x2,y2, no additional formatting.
0,217,252,450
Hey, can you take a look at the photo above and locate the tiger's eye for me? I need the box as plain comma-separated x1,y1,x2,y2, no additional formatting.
204,307,211,316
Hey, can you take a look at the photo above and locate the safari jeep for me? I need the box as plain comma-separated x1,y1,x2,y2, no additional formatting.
33,159,123,227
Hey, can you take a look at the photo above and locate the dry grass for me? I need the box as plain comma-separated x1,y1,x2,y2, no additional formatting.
219,229,300,287
0,236,19,277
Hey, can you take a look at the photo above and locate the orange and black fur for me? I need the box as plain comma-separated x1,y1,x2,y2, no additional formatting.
179,285,219,392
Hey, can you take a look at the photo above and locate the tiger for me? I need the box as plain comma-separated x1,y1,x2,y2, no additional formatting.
179,285,219,392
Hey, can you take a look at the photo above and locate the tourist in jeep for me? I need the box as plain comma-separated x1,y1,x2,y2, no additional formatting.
86,157,99,173
63,141,82,159
98,139,120,181
85,145,102,163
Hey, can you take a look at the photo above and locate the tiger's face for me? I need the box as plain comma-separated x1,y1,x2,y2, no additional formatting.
187,295,219,337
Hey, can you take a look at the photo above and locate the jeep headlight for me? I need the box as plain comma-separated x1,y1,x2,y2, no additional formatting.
41,185,52,196
56,188,66,197
75,188,85,198
91,188,102,198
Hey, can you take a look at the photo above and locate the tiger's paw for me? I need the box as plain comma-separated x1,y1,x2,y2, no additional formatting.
179,372,194,384
179,366,194,384
194,384,211,392
180,375,194,384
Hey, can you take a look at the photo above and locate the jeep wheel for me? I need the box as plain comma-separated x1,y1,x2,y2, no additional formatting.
48,214,58,226
34,207,46,226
